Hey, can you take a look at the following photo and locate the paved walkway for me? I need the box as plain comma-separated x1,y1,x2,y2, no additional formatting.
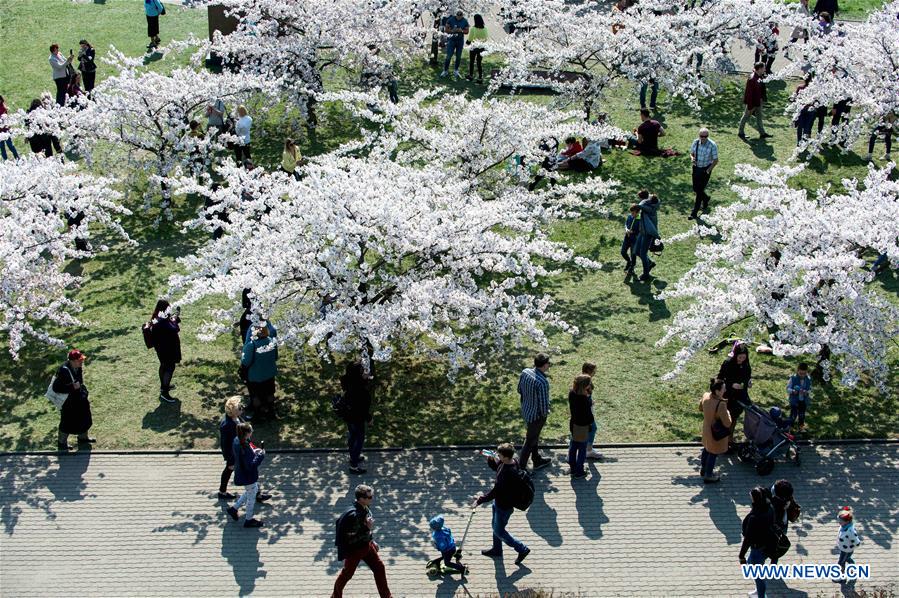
1,444,897,597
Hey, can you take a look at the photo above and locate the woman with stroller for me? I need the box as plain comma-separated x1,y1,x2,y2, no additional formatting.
717,341,752,447
699,379,732,483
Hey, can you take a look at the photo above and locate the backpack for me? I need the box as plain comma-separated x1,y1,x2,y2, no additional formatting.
334,507,357,559
142,321,155,349
331,393,352,421
511,466,535,511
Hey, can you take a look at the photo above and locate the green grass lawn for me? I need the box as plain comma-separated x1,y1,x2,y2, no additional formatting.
788,0,889,19
0,3,896,452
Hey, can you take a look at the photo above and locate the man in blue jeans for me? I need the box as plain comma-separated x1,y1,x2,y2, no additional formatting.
439,9,469,78
473,443,530,565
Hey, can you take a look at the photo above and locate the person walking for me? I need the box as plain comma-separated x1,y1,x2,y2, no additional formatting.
49,44,74,107
472,443,531,564
0,95,20,161
517,353,552,471
225,422,268,528
634,190,661,282
53,349,95,450
234,105,252,164
145,0,165,50
439,9,469,78
77,40,97,95
739,486,778,598
621,204,640,272
342,361,374,474
218,396,245,500
835,506,862,581
149,299,181,403
699,378,732,483
241,321,278,419
465,14,488,84
738,63,772,140
567,374,593,479
717,341,752,440
333,484,393,598
688,127,718,219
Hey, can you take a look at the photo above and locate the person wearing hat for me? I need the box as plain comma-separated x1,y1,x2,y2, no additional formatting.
52,349,95,450
835,506,862,581
439,9,470,78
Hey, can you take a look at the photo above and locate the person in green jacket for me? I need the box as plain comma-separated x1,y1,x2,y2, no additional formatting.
241,322,278,419
466,14,488,84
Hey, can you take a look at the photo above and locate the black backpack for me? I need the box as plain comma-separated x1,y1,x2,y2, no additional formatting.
141,321,155,349
511,467,535,511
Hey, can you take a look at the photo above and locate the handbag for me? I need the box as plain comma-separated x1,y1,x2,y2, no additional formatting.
571,424,590,443
159,2,166,15
45,367,74,410
710,399,730,440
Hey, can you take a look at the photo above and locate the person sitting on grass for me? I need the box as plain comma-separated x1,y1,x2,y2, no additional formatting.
558,137,602,171
630,108,665,155
558,136,583,162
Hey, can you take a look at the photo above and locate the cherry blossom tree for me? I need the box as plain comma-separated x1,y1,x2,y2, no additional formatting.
201,0,440,126
167,93,619,375
783,1,899,154
66,51,274,210
0,156,132,359
657,163,899,390
488,0,797,118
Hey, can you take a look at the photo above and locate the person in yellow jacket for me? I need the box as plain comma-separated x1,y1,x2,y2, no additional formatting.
281,138,302,180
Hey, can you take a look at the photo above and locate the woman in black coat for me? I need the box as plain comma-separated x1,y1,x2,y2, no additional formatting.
53,349,95,450
150,299,181,403
342,361,373,475
77,40,97,94
717,341,752,438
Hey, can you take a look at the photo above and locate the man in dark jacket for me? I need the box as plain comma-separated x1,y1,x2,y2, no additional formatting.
472,443,531,564
740,486,778,598
813,0,838,15
333,484,392,598
738,63,773,140
342,361,374,474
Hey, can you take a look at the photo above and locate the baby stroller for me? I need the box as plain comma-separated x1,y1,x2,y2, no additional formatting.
738,401,800,475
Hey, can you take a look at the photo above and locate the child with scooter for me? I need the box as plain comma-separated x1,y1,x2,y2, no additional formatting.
426,511,473,576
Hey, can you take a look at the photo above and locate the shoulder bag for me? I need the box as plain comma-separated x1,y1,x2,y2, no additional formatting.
710,399,730,440
46,367,74,410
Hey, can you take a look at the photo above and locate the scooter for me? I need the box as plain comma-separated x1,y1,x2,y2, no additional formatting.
426,509,476,576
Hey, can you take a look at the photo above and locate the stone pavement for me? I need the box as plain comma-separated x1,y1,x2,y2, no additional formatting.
1,443,897,597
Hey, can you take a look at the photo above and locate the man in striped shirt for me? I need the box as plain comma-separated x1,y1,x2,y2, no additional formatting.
688,127,719,220
517,353,552,470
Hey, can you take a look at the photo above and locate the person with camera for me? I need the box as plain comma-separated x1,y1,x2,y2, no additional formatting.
77,40,97,94
471,443,531,564
439,9,470,78
48,44,74,106
225,422,270,528
149,299,181,403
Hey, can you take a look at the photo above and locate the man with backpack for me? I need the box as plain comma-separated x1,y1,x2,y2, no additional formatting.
332,484,392,598
471,443,532,565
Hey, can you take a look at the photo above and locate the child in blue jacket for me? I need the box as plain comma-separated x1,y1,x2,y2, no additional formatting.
226,422,267,528
786,363,812,431
429,515,467,574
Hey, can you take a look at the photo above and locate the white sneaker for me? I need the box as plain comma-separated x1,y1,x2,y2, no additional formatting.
453,70,460,79
748,591,758,598
883,153,892,161
586,450,604,460
439,70,448,77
